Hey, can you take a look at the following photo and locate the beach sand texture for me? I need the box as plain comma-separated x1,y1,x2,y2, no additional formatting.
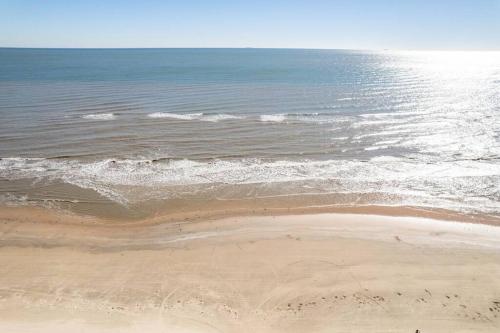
1,212,499,332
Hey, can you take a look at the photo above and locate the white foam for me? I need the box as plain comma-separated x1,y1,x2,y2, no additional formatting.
202,114,242,122
364,145,388,151
148,112,348,124
147,112,242,122
370,156,401,162
1,157,499,214
259,114,286,123
260,113,339,124
147,112,202,120
82,113,116,120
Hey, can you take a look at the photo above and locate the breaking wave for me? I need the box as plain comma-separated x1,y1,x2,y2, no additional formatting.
82,113,116,120
147,112,242,122
146,112,351,124
259,114,286,123
1,156,498,214
258,113,349,124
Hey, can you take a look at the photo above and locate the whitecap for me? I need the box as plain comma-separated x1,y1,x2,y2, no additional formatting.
147,112,242,122
82,113,116,120
202,114,243,122
259,114,286,123
147,112,202,120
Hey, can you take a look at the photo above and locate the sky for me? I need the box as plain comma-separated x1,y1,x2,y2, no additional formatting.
1,0,499,49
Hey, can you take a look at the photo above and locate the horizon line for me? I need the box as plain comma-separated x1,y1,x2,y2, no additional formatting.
1,46,499,52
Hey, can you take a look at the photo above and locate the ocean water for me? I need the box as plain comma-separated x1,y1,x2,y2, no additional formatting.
0,48,499,219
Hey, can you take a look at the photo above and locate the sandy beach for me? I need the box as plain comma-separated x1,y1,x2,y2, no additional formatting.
2,2,500,331
1,209,499,332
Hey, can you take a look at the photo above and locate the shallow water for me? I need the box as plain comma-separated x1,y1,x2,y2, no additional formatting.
1,48,499,219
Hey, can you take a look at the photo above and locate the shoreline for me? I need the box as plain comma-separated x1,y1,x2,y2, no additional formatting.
1,201,499,228
1,210,500,332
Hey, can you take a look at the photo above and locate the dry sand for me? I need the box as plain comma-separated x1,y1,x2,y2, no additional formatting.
0,210,500,332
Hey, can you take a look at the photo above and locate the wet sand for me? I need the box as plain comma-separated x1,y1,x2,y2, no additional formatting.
1,210,500,332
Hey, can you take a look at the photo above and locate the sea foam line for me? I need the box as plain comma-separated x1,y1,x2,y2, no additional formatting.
1,156,499,213
258,113,353,124
259,114,286,123
147,112,242,122
82,113,116,120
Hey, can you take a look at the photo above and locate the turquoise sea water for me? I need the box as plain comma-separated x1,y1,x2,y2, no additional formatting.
0,48,499,218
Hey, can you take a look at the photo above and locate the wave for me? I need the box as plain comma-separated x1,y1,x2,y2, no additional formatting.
82,113,116,120
258,113,353,124
77,111,356,126
1,157,499,214
147,112,242,122
147,112,349,124
364,145,388,151
147,112,202,120
259,114,286,123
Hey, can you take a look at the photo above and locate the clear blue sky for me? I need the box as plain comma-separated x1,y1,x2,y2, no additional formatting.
1,0,499,49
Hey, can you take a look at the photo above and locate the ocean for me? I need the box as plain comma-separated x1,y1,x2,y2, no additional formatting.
0,48,499,220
